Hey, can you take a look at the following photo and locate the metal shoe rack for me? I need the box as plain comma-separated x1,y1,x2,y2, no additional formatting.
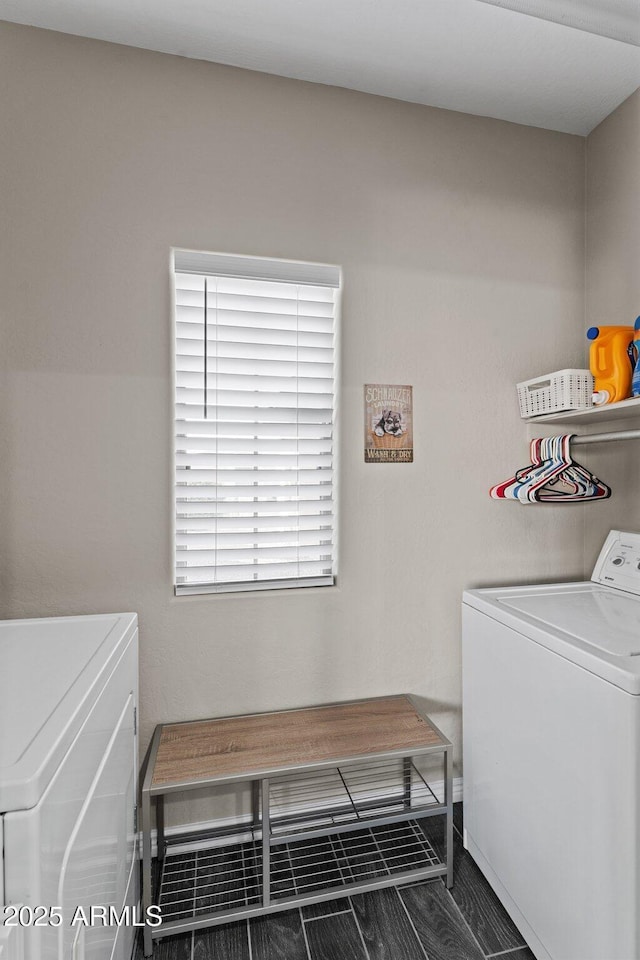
141,696,453,957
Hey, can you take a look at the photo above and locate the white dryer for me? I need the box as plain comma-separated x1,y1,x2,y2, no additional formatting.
0,614,139,960
463,530,640,960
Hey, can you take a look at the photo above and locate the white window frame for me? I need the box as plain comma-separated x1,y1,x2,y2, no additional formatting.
172,248,341,596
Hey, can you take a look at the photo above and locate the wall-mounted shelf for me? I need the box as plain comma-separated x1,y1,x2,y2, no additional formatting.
524,396,640,426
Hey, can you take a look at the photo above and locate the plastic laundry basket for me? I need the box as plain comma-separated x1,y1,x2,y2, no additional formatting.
517,369,594,418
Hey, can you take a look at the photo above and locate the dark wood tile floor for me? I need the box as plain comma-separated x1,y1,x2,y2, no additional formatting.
137,804,535,960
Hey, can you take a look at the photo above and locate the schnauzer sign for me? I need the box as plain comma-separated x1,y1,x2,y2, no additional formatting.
364,384,413,463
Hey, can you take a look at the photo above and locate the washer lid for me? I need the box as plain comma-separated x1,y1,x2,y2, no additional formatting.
0,613,137,812
463,581,640,694
499,587,640,656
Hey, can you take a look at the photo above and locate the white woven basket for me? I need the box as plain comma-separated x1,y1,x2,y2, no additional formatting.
517,369,594,419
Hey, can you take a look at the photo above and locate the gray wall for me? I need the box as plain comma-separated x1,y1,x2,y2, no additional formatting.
1,23,587,822
584,89,640,565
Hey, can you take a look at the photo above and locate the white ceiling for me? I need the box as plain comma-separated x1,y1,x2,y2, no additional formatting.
1,0,640,135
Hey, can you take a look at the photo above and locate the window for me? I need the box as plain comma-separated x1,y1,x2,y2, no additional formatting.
173,250,340,594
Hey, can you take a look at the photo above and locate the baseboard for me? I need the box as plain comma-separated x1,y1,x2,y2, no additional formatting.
144,777,463,857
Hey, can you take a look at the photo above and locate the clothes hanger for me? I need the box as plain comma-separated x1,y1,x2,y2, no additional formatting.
490,436,566,502
490,435,611,503
526,435,610,502
517,436,568,503
534,436,610,501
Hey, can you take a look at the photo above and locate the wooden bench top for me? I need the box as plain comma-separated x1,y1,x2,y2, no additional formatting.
151,695,446,789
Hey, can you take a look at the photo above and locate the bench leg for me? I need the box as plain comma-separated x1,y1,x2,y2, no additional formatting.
262,778,270,907
142,790,154,957
156,795,166,864
444,747,454,889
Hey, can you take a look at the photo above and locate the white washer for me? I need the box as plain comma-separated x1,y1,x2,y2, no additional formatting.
462,530,640,960
0,614,139,960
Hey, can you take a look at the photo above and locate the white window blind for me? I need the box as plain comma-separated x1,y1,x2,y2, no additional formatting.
173,250,340,595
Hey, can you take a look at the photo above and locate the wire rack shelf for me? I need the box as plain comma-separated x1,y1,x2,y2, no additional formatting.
157,819,443,925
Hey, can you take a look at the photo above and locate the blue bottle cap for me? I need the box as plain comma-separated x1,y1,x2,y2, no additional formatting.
635,316,640,331
586,327,599,340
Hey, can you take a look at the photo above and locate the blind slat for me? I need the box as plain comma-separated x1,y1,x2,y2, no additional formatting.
176,482,331,500
176,575,333,595
176,373,334,393
176,559,334,585
176,515,332,533
176,499,334,517
177,338,334,363
176,315,335,338
178,458,332,473
176,529,332,548
176,467,333,482
176,405,333,423
176,442,331,461
176,390,333,409
204,293,335,318
176,358,334,378
176,420,333,442
176,544,334,564
176,428,332,445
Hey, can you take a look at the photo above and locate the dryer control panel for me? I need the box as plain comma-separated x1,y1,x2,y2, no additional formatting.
592,530,640,595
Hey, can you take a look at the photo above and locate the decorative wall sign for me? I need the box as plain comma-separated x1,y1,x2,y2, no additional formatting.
364,384,413,463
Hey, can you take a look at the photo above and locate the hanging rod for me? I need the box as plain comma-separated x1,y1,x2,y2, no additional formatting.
572,429,640,446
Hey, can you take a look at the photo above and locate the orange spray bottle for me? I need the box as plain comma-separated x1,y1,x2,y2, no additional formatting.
587,325,635,405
